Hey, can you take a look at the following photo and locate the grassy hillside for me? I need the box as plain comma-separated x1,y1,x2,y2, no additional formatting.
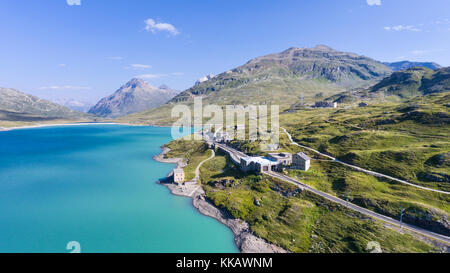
0,87,93,127
198,151,437,253
213,93,449,235
329,67,450,103
282,93,449,190
278,93,450,235
164,139,209,181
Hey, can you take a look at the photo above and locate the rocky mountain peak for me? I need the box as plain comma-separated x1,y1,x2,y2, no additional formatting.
88,78,178,118
124,78,150,89
312,45,335,51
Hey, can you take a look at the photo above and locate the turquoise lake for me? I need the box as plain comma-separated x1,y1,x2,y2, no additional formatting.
0,125,238,253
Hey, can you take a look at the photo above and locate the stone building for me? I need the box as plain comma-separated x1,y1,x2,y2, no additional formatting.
240,156,282,173
314,101,337,108
268,152,292,166
292,152,311,171
173,167,185,183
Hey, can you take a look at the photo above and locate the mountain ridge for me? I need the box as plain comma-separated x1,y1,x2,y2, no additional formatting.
0,87,88,119
120,45,393,125
327,66,450,103
88,78,179,118
383,61,442,71
169,45,391,104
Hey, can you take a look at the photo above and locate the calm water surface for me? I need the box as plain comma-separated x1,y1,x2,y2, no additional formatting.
0,125,238,253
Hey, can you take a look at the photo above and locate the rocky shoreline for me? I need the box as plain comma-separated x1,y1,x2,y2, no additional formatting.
153,146,288,253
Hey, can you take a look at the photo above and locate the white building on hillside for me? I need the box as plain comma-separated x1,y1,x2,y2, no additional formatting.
292,152,311,171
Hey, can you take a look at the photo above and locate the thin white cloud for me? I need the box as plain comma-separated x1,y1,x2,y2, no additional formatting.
137,73,168,79
129,64,152,70
410,49,446,56
366,0,381,6
384,25,421,32
144,18,179,36
59,64,67,68
137,72,183,79
66,0,81,6
410,50,430,56
107,56,124,60
394,56,407,61
38,85,92,90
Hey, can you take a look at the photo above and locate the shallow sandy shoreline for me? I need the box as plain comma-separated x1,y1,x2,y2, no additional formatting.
0,122,125,132
152,146,186,168
153,146,288,253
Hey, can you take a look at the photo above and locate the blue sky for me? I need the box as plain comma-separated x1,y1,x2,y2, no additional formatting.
1,0,449,103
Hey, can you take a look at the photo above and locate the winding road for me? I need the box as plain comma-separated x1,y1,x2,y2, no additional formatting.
281,127,450,195
264,171,450,244
213,140,450,245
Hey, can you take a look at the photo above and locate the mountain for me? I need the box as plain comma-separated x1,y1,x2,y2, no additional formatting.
120,45,392,125
383,61,441,71
51,98,93,113
88,78,179,118
0,87,88,121
170,45,391,104
328,66,450,103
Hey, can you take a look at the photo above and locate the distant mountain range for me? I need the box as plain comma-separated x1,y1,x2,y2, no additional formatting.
2,45,448,126
169,45,391,105
0,87,89,122
383,61,441,71
121,45,393,125
50,98,93,113
88,78,179,118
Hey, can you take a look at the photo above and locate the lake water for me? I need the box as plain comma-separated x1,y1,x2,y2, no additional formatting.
0,125,238,253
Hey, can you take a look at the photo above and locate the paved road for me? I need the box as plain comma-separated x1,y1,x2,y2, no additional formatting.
214,140,450,244
264,171,450,244
281,127,450,195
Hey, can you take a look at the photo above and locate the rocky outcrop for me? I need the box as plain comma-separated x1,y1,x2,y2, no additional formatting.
195,74,215,85
353,197,450,236
207,179,235,189
426,152,450,168
418,172,450,183
403,208,450,237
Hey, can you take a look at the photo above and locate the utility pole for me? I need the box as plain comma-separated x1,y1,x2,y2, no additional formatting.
299,93,304,107
400,207,405,230
346,190,350,207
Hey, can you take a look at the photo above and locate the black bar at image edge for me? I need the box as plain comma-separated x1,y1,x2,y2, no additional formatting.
0,253,446,272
